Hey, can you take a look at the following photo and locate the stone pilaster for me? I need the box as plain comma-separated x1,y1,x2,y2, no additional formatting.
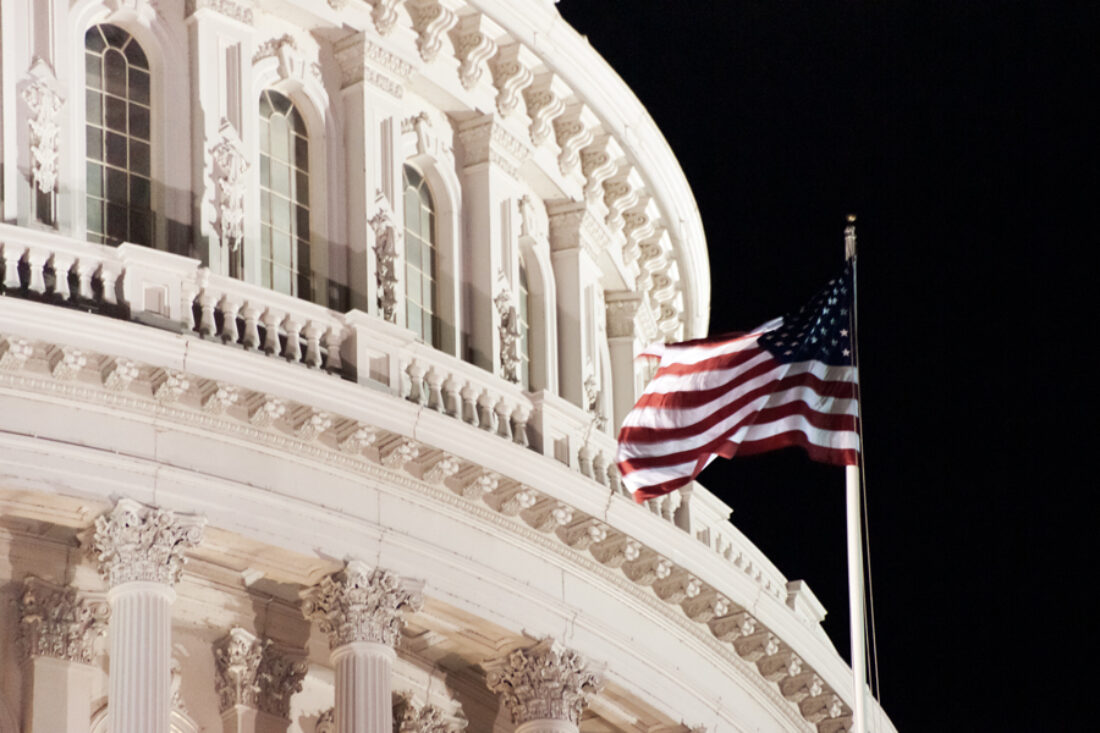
484,638,603,733
215,627,308,733
302,561,422,733
19,577,109,733
88,499,205,733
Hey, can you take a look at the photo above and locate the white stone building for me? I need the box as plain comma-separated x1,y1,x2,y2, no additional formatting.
0,2,898,733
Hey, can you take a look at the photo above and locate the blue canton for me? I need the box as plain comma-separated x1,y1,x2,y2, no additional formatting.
757,263,854,366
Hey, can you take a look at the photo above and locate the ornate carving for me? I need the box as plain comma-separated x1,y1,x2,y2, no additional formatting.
210,120,249,247
171,657,189,714
394,694,462,733
185,0,254,24
368,0,401,35
102,358,140,391
256,645,308,719
339,423,378,454
19,577,109,663
425,453,461,484
581,144,616,203
459,470,498,501
253,34,296,64
484,638,602,726
0,337,34,370
554,106,594,176
49,346,87,380
152,369,191,403
523,75,565,147
382,438,420,469
408,0,457,63
370,202,399,322
450,14,496,90
296,409,333,441
88,498,206,587
214,627,266,711
249,396,286,427
301,561,422,648
518,194,538,238
493,273,521,383
22,61,64,194
202,382,240,414
490,44,533,118
316,708,335,733
605,297,641,339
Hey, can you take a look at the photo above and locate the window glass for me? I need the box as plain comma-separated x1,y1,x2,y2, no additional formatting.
402,165,438,346
85,24,152,246
259,89,310,298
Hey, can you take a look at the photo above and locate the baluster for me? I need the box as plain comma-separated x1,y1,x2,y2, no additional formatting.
218,296,241,344
593,453,608,486
323,326,344,373
578,445,594,478
181,277,200,332
240,303,261,350
494,397,512,439
302,321,323,368
197,290,218,338
1,244,22,291
24,250,49,294
460,383,479,427
96,262,119,304
404,360,425,403
511,405,530,447
477,390,494,432
49,253,75,300
282,316,303,363
425,367,444,411
75,259,94,302
261,310,281,355
442,374,460,417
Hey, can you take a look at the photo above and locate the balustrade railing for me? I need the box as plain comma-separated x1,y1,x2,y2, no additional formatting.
1,227,802,608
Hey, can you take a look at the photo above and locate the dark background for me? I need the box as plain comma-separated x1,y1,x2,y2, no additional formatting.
558,2,1088,730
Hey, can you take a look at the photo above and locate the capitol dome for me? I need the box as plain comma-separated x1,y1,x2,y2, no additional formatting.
0,2,897,733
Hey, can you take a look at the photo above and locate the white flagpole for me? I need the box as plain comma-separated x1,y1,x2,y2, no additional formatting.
845,216,869,733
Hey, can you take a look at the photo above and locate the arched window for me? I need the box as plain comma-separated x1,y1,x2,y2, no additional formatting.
85,24,151,246
259,89,310,298
403,164,437,346
518,261,532,390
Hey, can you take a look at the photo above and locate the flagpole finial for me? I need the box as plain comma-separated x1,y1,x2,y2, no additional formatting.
844,214,857,260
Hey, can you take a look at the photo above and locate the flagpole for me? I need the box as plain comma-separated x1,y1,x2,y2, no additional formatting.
844,216,869,733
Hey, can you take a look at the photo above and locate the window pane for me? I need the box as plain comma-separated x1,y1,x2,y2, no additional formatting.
129,68,149,105
407,235,421,268
404,189,419,232
261,225,272,259
87,200,104,234
273,267,291,295
106,203,127,241
422,274,433,310
295,170,308,204
86,89,102,123
105,95,126,131
404,165,421,189
406,264,420,302
297,239,310,273
269,115,289,160
130,103,149,140
86,163,103,198
131,176,150,209
423,312,434,345
271,161,289,196
294,135,308,171
106,168,127,203
105,132,126,167
101,24,128,48
104,50,126,97
124,38,148,68
129,210,150,245
259,156,270,187
259,92,272,118
85,27,106,53
407,303,422,336
296,205,309,236
422,209,433,242
87,128,103,161
259,119,269,151
272,230,291,264
290,107,305,134
272,92,291,115
260,191,270,221
130,140,150,176
272,199,290,231
85,53,102,90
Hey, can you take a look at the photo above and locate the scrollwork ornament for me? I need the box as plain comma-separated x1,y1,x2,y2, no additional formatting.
214,627,266,712
301,561,422,648
210,121,249,248
22,63,64,194
370,205,399,323
494,275,521,383
88,498,206,587
484,638,603,726
19,577,109,664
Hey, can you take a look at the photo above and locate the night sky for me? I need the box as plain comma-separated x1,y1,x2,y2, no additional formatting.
558,2,1086,730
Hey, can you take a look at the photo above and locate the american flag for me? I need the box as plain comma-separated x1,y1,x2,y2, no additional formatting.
616,264,860,503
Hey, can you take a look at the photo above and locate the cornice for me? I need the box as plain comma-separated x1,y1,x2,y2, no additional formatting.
0,319,859,733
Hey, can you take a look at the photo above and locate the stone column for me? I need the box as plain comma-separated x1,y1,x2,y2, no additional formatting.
484,638,603,733
18,577,109,733
301,561,422,733
88,499,205,733
214,627,308,733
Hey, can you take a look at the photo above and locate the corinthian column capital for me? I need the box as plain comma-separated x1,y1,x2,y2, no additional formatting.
19,577,110,664
88,499,206,588
301,560,423,649
484,639,603,727
214,627,266,712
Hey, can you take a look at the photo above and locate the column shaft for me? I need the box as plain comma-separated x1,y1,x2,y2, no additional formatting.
332,641,395,733
515,721,579,733
108,582,175,733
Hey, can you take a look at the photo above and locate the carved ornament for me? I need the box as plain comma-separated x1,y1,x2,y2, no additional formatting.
19,577,109,664
88,498,206,587
484,638,603,726
185,0,254,24
301,560,422,648
210,120,249,247
408,0,457,63
370,201,399,323
22,60,64,194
